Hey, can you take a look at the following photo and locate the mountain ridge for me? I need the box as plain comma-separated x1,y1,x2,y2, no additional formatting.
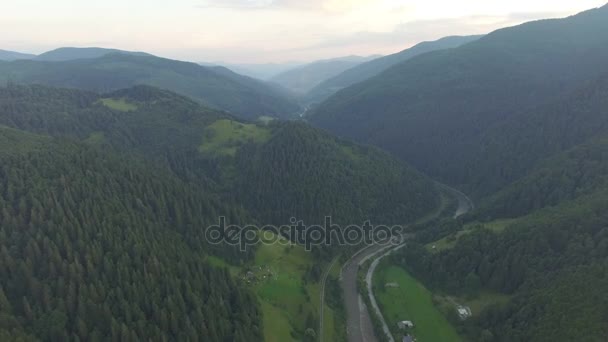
305,35,482,104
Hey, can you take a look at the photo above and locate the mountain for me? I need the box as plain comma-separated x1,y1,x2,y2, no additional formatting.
389,73,608,340
270,55,379,95
0,49,35,61
210,62,304,80
379,11,608,339
305,35,482,104
475,134,608,220
0,125,262,341
0,53,301,120
464,72,608,197
310,4,608,194
397,134,608,341
34,47,151,61
0,84,439,232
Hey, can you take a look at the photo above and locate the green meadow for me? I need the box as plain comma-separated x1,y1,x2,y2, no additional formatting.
199,119,271,156
374,265,461,342
98,97,138,111
427,218,519,253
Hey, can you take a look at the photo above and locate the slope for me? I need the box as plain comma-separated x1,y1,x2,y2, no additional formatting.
305,35,482,104
0,126,262,341
389,99,608,341
0,53,300,120
395,143,608,340
466,72,608,197
34,47,151,61
270,56,377,95
310,4,608,192
0,49,35,61
0,84,439,239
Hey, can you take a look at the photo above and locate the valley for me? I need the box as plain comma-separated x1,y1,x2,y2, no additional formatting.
2,3,608,341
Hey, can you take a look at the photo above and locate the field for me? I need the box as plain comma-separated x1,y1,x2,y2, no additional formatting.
427,218,519,252
218,232,319,341
98,97,138,111
199,119,271,156
433,291,511,318
373,265,461,342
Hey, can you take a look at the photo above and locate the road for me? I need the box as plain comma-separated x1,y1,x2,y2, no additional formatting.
340,184,473,342
436,183,474,218
340,244,389,342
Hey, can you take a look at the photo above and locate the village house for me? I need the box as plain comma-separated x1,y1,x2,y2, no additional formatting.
397,320,414,329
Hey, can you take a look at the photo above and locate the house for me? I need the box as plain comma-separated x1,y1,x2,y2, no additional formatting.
403,335,414,342
457,305,472,320
385,282,399,288
397,320,414,329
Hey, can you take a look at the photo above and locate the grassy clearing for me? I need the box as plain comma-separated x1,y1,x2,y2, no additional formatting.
261,301,294,342
98,98,138,111
85,131,105,145
246,233,318,341
257,116,275,125
323,259,347,342
374,265,461,342
205,255,240,276
210,232,338,341
427,218,519,252
199,119,271,156
0,125,51,154
434,291,511,317
323,306,336,342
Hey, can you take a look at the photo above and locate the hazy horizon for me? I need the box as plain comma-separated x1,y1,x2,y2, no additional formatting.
1,0,606,64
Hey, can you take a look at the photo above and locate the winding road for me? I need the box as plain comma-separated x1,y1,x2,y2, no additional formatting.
339,185,473,342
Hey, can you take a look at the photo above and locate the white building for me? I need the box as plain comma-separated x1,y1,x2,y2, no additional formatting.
397,320,414,329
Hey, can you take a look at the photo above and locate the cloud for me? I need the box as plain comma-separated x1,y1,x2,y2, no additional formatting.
301,10,570,50
197,0,275,9
197,0,322,10
196,0,370,12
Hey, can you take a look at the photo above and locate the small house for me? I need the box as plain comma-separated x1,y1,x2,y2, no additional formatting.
398,320,414,329
457,305,472,320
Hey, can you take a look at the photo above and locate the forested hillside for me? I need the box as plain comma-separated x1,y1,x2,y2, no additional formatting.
0,84,439,244
0,126,261,341
474,136,608,220
310,4,608,194
466,72,608,194
305,35,481,104
232,121,437,226
389,87,608,341
396,186,608,341
0,52,300,120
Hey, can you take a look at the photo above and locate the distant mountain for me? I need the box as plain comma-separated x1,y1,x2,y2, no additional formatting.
0,49,35,61
35,47,151,61
310,4,608,193
270,55,379,95
211,62,304,80
0,53,301,120
305,35,482,104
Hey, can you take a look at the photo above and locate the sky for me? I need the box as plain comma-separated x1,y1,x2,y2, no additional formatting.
1,0,606,64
